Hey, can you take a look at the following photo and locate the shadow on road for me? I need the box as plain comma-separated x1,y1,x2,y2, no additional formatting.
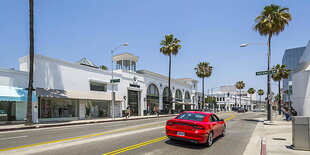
164,136,223,150
240,119,264,122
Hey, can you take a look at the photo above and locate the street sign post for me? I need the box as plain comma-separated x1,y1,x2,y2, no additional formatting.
110,79,120,83
256,70,277,76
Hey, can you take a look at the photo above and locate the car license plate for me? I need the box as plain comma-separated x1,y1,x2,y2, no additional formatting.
177,131,185,136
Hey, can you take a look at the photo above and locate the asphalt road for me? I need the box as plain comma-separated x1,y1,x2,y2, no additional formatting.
0,112,266,155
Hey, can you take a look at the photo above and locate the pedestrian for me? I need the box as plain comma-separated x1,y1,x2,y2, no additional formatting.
155,106,159,116
284,109,290,121
291,109,297,116
126,106,131,119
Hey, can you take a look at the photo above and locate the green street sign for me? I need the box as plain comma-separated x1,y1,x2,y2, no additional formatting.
256,70,277,76
110,79,120,83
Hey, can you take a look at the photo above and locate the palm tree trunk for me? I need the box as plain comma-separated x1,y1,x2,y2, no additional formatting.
239,89,241,107
250,94,252,111
26,0,34,125
168,54,172,114
202,77,204,111
267,34,272,121
278,80,281,114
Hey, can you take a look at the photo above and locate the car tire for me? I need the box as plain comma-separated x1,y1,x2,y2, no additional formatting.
221,126,226,137
205,131,213,147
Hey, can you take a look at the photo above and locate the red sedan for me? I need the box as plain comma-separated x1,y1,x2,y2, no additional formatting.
165,111,226,146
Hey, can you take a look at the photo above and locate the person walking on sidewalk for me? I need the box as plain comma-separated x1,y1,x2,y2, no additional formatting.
126,106,131,119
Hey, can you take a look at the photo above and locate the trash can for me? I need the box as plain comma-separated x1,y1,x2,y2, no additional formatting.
292,116,310,150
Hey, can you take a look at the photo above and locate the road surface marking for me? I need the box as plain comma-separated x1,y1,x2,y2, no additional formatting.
0,135,28,140
0,123,164,152
102,136,168,155
101,113,236,155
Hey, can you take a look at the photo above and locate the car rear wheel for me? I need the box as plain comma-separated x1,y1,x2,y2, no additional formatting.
205,131,213,147
221,126,226,137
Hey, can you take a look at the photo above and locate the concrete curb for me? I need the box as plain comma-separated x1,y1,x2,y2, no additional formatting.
0,114,178,132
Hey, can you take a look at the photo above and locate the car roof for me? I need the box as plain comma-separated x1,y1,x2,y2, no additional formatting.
181,111,214,116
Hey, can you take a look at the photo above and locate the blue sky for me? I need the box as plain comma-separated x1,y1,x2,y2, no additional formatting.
1,0,310,94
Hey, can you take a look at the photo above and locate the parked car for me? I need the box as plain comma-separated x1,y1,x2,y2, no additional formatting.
232,107,240,111
237,108,246,113
165,111,226,146
253,109,265,112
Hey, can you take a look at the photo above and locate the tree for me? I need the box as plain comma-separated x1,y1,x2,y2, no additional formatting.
160,34,182,114
271,64,290,114
26,0,35,125
235,81,245,107
205,96,217,112
195,62,213,111
257,89,265,107
254,4,292,121
99,65,108,70
247,88,256,110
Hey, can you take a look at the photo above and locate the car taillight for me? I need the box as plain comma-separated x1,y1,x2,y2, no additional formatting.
166,122,173,125
193,125,204,130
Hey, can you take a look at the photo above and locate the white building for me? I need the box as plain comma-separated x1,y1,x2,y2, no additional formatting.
15,53,198,122
292,41,310,116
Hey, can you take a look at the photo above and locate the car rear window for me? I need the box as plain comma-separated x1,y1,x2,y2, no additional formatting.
176,113,206,122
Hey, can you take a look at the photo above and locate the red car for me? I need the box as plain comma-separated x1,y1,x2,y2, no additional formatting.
166,111,226,146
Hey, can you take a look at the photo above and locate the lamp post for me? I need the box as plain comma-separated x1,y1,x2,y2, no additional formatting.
240,42,273,121
111,43,128,119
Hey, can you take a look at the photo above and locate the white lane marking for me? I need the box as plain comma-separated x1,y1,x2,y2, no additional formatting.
6,126,165,154
0,120,168,134
0,135,28,140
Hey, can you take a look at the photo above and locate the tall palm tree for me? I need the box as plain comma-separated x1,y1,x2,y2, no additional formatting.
160,34,182,114
257,89,265,107
247,88,256,110
235,81,245,107
195,62,213,111
26,0,35,125
254,4,292,121
272,64,290,114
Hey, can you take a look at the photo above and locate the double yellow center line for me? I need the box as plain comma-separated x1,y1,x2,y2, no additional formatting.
101,113,236,155
0,123,164,152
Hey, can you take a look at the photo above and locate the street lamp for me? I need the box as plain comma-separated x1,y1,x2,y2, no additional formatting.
111,43,128,119
240,42,273,122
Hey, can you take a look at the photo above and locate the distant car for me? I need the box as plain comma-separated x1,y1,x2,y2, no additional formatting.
253,109,265,112
237,108,246,113
244,108,248,112
232,107,240,111
166,111,226,146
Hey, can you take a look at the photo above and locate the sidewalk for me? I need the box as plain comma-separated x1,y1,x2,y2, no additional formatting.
0,114,177,132
243,114,309,155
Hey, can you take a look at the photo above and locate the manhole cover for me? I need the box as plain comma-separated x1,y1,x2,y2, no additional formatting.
273,138,286,141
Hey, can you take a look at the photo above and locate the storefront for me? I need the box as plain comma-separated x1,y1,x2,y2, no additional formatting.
0,86,36,122
146,84,159,115
85,100,110,119
128,90,139,116
39,97,79,119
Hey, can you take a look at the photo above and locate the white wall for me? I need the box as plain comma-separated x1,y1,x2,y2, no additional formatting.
292,70,310,116
0,68,28,88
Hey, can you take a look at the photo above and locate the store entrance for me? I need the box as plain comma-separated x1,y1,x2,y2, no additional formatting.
128,90,139,116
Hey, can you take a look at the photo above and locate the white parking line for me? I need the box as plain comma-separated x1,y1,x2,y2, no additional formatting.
0,135,28,140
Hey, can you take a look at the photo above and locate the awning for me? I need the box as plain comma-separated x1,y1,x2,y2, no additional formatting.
0,86,37,102
36,88,123,101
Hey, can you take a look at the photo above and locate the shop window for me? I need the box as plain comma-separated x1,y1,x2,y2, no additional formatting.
90,81,107,92
39,98,79,118
123,60,130,70
116,60,122,69
131,61,136,71
175,89,183,102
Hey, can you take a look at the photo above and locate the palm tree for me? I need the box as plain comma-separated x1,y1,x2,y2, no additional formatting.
257,89,265,107
272,64,290,114
254,4,292,121
99,65,108,70
247,88,256,110
26,0,35,125
160,34,182,114
235,81,245,107
195,62,213,111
